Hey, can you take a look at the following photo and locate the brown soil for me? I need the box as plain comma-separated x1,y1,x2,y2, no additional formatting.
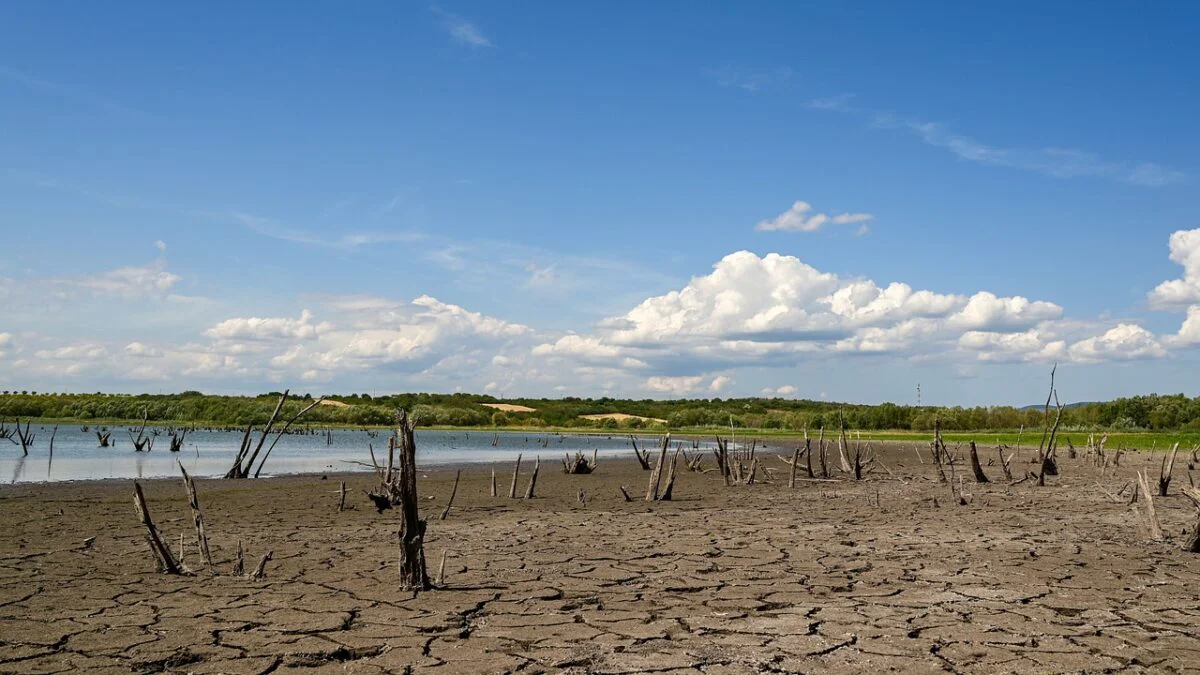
2,443,1199,673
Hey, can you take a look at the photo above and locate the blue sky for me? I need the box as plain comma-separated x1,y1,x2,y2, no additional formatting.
2,1,1199,405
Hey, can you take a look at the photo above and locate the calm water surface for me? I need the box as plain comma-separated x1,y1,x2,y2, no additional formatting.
1,426,725,484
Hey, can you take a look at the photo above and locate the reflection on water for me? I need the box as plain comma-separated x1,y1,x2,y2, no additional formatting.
0,426,691,484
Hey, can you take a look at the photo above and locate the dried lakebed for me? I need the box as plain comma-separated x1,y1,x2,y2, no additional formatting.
1,444,1199,673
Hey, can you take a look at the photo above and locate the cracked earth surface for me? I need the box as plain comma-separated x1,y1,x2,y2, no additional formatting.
2,443,1200,673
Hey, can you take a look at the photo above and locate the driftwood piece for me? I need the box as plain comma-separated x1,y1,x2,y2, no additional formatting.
178,462,214,572
133,482,183,575
440,469,461,520
395,411,430,591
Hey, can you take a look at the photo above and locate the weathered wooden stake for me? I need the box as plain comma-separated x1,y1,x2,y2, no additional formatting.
440,469,461,520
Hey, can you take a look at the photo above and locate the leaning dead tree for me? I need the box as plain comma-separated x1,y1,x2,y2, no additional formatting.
629,436,652,470
96,429,112,447
133,482,184,575
179,462,214,572
224,390,323,479
394,410,431,591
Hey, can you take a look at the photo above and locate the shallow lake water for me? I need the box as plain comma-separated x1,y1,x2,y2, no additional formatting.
0,425,722,484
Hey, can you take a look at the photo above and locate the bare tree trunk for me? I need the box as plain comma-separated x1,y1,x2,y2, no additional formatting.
395,411,430,591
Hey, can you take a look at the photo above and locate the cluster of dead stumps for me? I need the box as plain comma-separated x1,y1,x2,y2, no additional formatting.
125,371,1200,599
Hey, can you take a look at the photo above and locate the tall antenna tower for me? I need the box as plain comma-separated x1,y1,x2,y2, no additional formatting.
917,383,921,407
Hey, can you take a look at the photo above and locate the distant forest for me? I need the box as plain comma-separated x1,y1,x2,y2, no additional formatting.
1,390,1198,432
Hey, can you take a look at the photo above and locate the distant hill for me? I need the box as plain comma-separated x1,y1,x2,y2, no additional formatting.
1018,401,1100,411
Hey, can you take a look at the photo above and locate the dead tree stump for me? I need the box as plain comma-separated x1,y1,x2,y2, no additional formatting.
968,441,990,483
508,453,522,499
395,411,430,591
178,462,214,572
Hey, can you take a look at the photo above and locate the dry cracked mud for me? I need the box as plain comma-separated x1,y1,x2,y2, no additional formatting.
2,442,1200,673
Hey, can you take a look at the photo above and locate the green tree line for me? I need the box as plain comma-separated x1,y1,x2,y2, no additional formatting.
2,390,1198,432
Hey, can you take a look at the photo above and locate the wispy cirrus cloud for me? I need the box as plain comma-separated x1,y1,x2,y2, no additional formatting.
232,212,424,250
755,200,874,234
711,66,793,93
797,92,1187,187
872,113,1186,186
431,7,493,48
0,64,148,118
